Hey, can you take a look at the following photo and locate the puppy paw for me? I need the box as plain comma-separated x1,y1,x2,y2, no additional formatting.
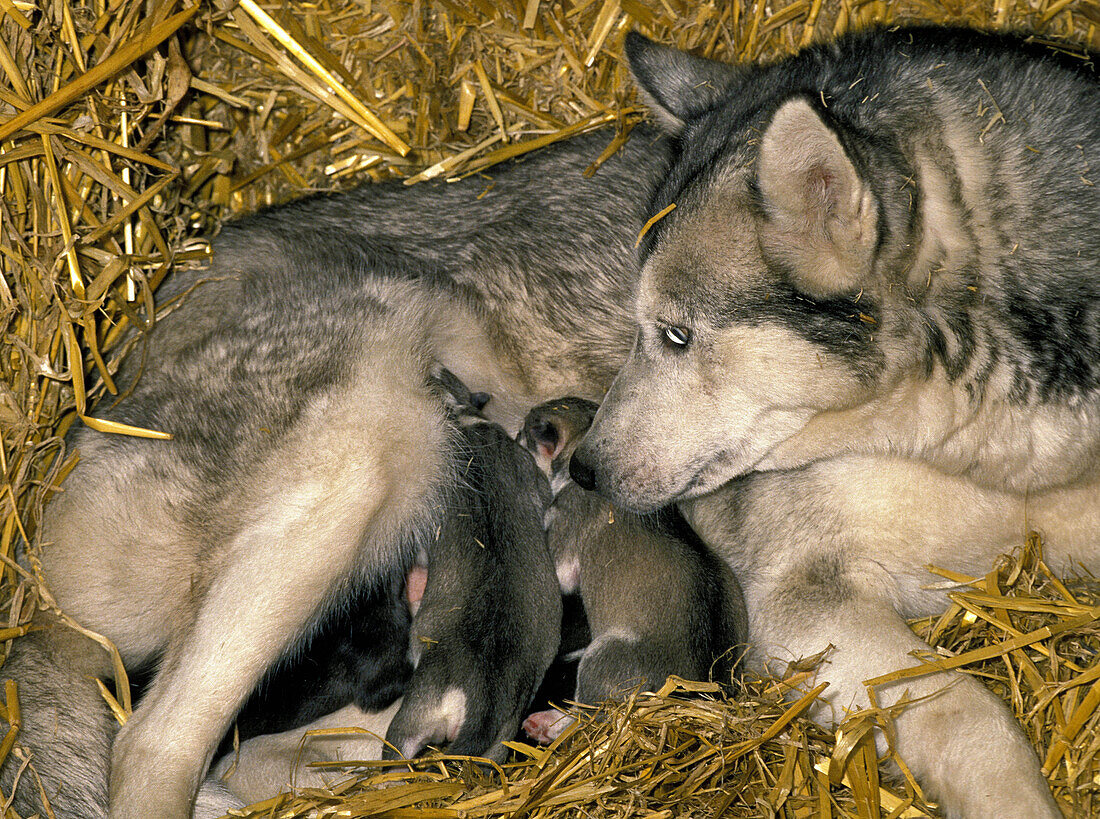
522,708,574,744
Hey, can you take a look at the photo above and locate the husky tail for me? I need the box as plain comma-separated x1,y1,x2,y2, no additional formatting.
1,618,117,817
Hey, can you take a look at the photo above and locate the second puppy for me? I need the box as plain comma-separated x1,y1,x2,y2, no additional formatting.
518,398,748,741
384,371,563,760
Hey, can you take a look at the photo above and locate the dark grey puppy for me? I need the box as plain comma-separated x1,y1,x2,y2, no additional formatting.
518,398,747,741
386,371,562,761
213,372,492,753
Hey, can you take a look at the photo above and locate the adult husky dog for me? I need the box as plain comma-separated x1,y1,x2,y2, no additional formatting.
573,27,1100,818
3,131,667,817
8,26,1098,819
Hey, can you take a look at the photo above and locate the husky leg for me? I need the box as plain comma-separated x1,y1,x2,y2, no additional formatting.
109,367,450,818
0,621,117,817
110,486,442,817
109,501,381,816
751,572,1059,819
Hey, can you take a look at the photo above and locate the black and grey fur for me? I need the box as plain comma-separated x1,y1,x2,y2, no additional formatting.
2,129,669,818
221,560,412,748
573,27,1100,818
518,398,747,742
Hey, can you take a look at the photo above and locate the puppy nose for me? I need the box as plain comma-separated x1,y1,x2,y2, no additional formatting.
568,452,597,490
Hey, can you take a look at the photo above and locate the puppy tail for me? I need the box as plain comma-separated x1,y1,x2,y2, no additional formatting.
0,619,117,818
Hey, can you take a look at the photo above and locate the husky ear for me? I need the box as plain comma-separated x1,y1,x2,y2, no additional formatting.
626,32,736,134
757,98,878,298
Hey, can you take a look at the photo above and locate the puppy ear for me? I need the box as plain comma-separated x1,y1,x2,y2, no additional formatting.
626,32,736,134
527,418,562,462
757,97,878,298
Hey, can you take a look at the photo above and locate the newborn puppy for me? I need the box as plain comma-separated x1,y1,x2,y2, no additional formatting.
518,398,748,742
383,370,563,761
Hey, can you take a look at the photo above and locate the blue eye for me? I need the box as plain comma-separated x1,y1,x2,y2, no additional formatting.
663,325,691,347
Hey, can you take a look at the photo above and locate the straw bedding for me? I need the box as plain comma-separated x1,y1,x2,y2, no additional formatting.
2,1,1099,816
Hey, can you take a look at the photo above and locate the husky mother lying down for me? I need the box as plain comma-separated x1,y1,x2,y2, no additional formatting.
5,24,1100,819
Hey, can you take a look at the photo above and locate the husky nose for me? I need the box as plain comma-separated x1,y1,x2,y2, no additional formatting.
569,452,597,491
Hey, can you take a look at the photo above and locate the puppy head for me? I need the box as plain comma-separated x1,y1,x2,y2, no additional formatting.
517,397,599,490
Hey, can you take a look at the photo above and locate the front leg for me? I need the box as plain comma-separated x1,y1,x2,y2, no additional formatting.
751,566,1059,819
111,465,437,817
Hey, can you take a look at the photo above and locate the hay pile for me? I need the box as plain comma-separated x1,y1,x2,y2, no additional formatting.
2,0,1099,817
205,538,1100,818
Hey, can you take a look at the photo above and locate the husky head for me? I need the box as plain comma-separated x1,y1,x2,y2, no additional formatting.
573,35,895,511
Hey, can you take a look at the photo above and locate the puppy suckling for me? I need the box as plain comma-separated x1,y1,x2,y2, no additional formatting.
518,397,748,742
385,369,562,761
196,372,560,811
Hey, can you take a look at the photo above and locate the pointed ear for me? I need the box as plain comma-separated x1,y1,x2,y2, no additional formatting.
757,98,878,298
625,32,736,134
